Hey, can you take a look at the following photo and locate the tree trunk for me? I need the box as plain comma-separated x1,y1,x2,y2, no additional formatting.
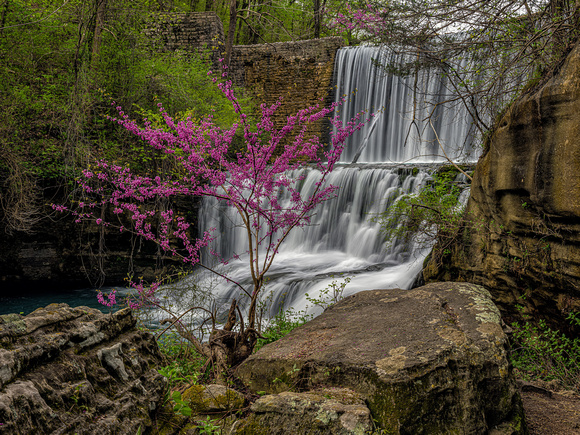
224,0,237,67
163,298,257,382
313,0,321,39
0,0,10,35
91,0,107,71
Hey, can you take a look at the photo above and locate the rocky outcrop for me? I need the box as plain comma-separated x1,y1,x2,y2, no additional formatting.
0,193,199,292
182,384,245,412
0,304,167,434
423,43,580,329
236,282,527,434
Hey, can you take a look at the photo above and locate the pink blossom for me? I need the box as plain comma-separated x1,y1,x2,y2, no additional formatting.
56,66,364,318
97,289,117,308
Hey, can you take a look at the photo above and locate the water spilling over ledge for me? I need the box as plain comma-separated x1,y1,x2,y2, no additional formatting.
333,46,479,164
146,46,479,324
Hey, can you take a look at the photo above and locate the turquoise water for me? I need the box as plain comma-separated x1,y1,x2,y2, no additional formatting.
0,286,131,316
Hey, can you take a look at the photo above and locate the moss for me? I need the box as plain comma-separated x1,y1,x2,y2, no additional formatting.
369,381,418,433
182,385,244,412
234,416,271,435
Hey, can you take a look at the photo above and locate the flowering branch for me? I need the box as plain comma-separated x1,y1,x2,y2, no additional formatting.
56,69,364,369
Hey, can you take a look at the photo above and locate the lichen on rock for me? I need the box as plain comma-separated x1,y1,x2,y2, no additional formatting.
0,303,167,434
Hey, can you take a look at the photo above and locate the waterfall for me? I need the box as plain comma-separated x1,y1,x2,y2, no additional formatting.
334,46,477,164
192,166,434,318
170,46,477,322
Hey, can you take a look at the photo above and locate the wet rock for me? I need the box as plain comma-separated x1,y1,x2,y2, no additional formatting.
237,282,527,434
0,303,167,434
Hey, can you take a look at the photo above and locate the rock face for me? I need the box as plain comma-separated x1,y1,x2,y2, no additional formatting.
0,194,200,292
0,304,167,434
237,282,526,434
423,43,580,329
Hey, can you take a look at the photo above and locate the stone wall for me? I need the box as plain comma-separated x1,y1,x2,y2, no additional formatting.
149,13,344,142
423,43,580,331
230,37,345,142
146,12,225,54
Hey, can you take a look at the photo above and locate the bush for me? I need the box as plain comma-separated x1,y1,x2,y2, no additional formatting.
375,167,467,259
510,310,580,392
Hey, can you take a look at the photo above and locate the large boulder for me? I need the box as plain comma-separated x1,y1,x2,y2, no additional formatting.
0,304,167,434
424,42,580,330
237,282,526,434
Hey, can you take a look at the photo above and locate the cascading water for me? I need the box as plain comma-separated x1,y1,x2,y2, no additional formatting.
334,46,477,164
175,46,478,322
195,166,432,316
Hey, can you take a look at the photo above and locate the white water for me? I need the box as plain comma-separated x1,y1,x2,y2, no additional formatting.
335,46,477,164
193,166,433,318
166,46,477,322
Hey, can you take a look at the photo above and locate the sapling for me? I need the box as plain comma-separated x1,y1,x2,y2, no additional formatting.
56,68,364,375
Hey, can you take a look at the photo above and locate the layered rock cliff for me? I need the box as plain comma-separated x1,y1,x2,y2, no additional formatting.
0,304,167,433
424,43,580,329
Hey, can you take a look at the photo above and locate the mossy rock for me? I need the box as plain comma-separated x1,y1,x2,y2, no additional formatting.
237,282,528,434
235,391,372,435
182,384,245,412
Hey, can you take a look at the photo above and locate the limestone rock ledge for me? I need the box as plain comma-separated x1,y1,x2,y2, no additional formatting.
237,282,527,434
424,41,580,329
0,304,167,434
233,390,373,435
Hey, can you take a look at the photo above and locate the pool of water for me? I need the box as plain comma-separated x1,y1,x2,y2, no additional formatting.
0,286,131,316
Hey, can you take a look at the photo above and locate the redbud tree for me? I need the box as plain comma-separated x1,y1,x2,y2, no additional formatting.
57,72,363,370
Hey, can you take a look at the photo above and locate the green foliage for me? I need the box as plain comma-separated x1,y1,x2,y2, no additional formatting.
305,277,350,311
171,390,193,417
197,416,221,434
0,1,250,185
255,307,312,352
255,278,350,351
157,332,207,388
375,167,466,258
510,309,580,392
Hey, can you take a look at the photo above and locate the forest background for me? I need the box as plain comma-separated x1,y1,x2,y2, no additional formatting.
0,0,350,238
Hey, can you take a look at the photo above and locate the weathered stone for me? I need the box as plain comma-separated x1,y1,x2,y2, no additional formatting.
236,282,527,434
0,304,167,434
423,42,580,330
232,391,372,435
183,383,245,412
145,12,225,54
230,37,344,146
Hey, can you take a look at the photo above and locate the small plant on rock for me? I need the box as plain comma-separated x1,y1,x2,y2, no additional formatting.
375,167,467,263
